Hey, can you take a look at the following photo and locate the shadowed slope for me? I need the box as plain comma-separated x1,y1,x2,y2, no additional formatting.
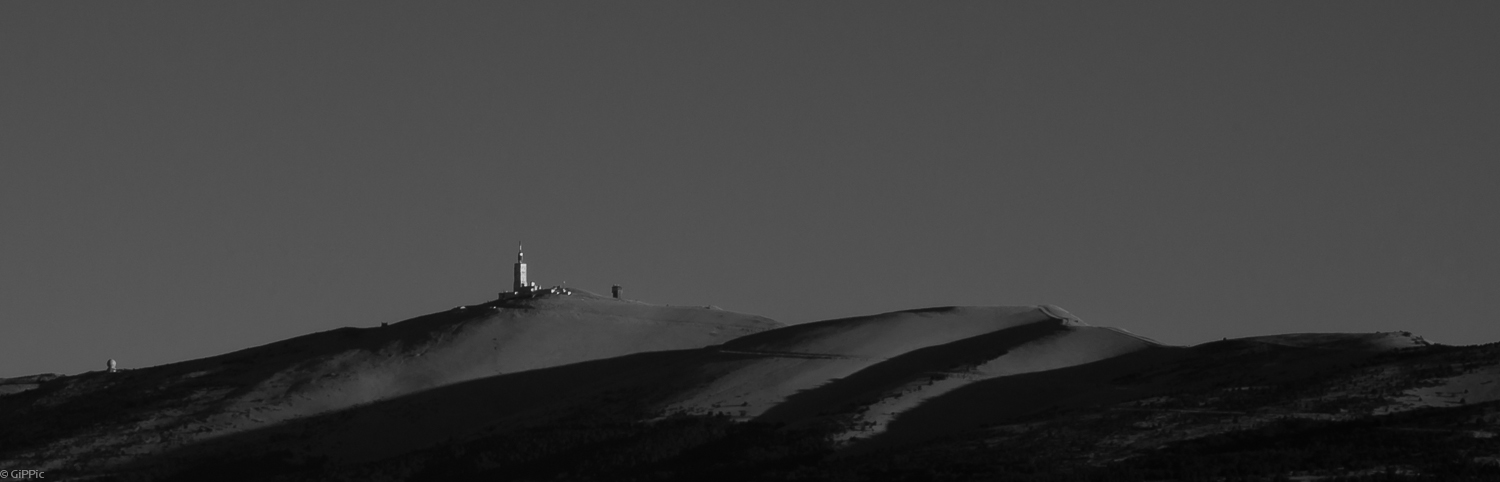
754,315,1163,443
755,319,1075,424
114,349,717,481
0,291,779,473
666,306,1062,418
8,291,1461,482
660,304,1167,436
857,345,1187,451
101,304,1142,479
858,330,1435,452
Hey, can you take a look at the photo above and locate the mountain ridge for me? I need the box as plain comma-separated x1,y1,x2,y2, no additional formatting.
2,295,1493,481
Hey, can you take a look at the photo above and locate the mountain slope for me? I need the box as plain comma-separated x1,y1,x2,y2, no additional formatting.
665,305,1142,422
656,305,1165,448
0,290,780,474
101,304,1165,477
4,295,1486,482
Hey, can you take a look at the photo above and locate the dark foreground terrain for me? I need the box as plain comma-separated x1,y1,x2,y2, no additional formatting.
2,294,1497,481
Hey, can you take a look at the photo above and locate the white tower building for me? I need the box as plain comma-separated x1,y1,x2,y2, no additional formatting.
513,244,528,292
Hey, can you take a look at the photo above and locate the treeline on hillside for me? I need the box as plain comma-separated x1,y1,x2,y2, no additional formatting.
125,402,1500,482
821,403,1500,482
143,410,838,482
1096,408,1500,482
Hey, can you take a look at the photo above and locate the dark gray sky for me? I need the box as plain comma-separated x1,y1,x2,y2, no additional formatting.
3,2,1497,376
